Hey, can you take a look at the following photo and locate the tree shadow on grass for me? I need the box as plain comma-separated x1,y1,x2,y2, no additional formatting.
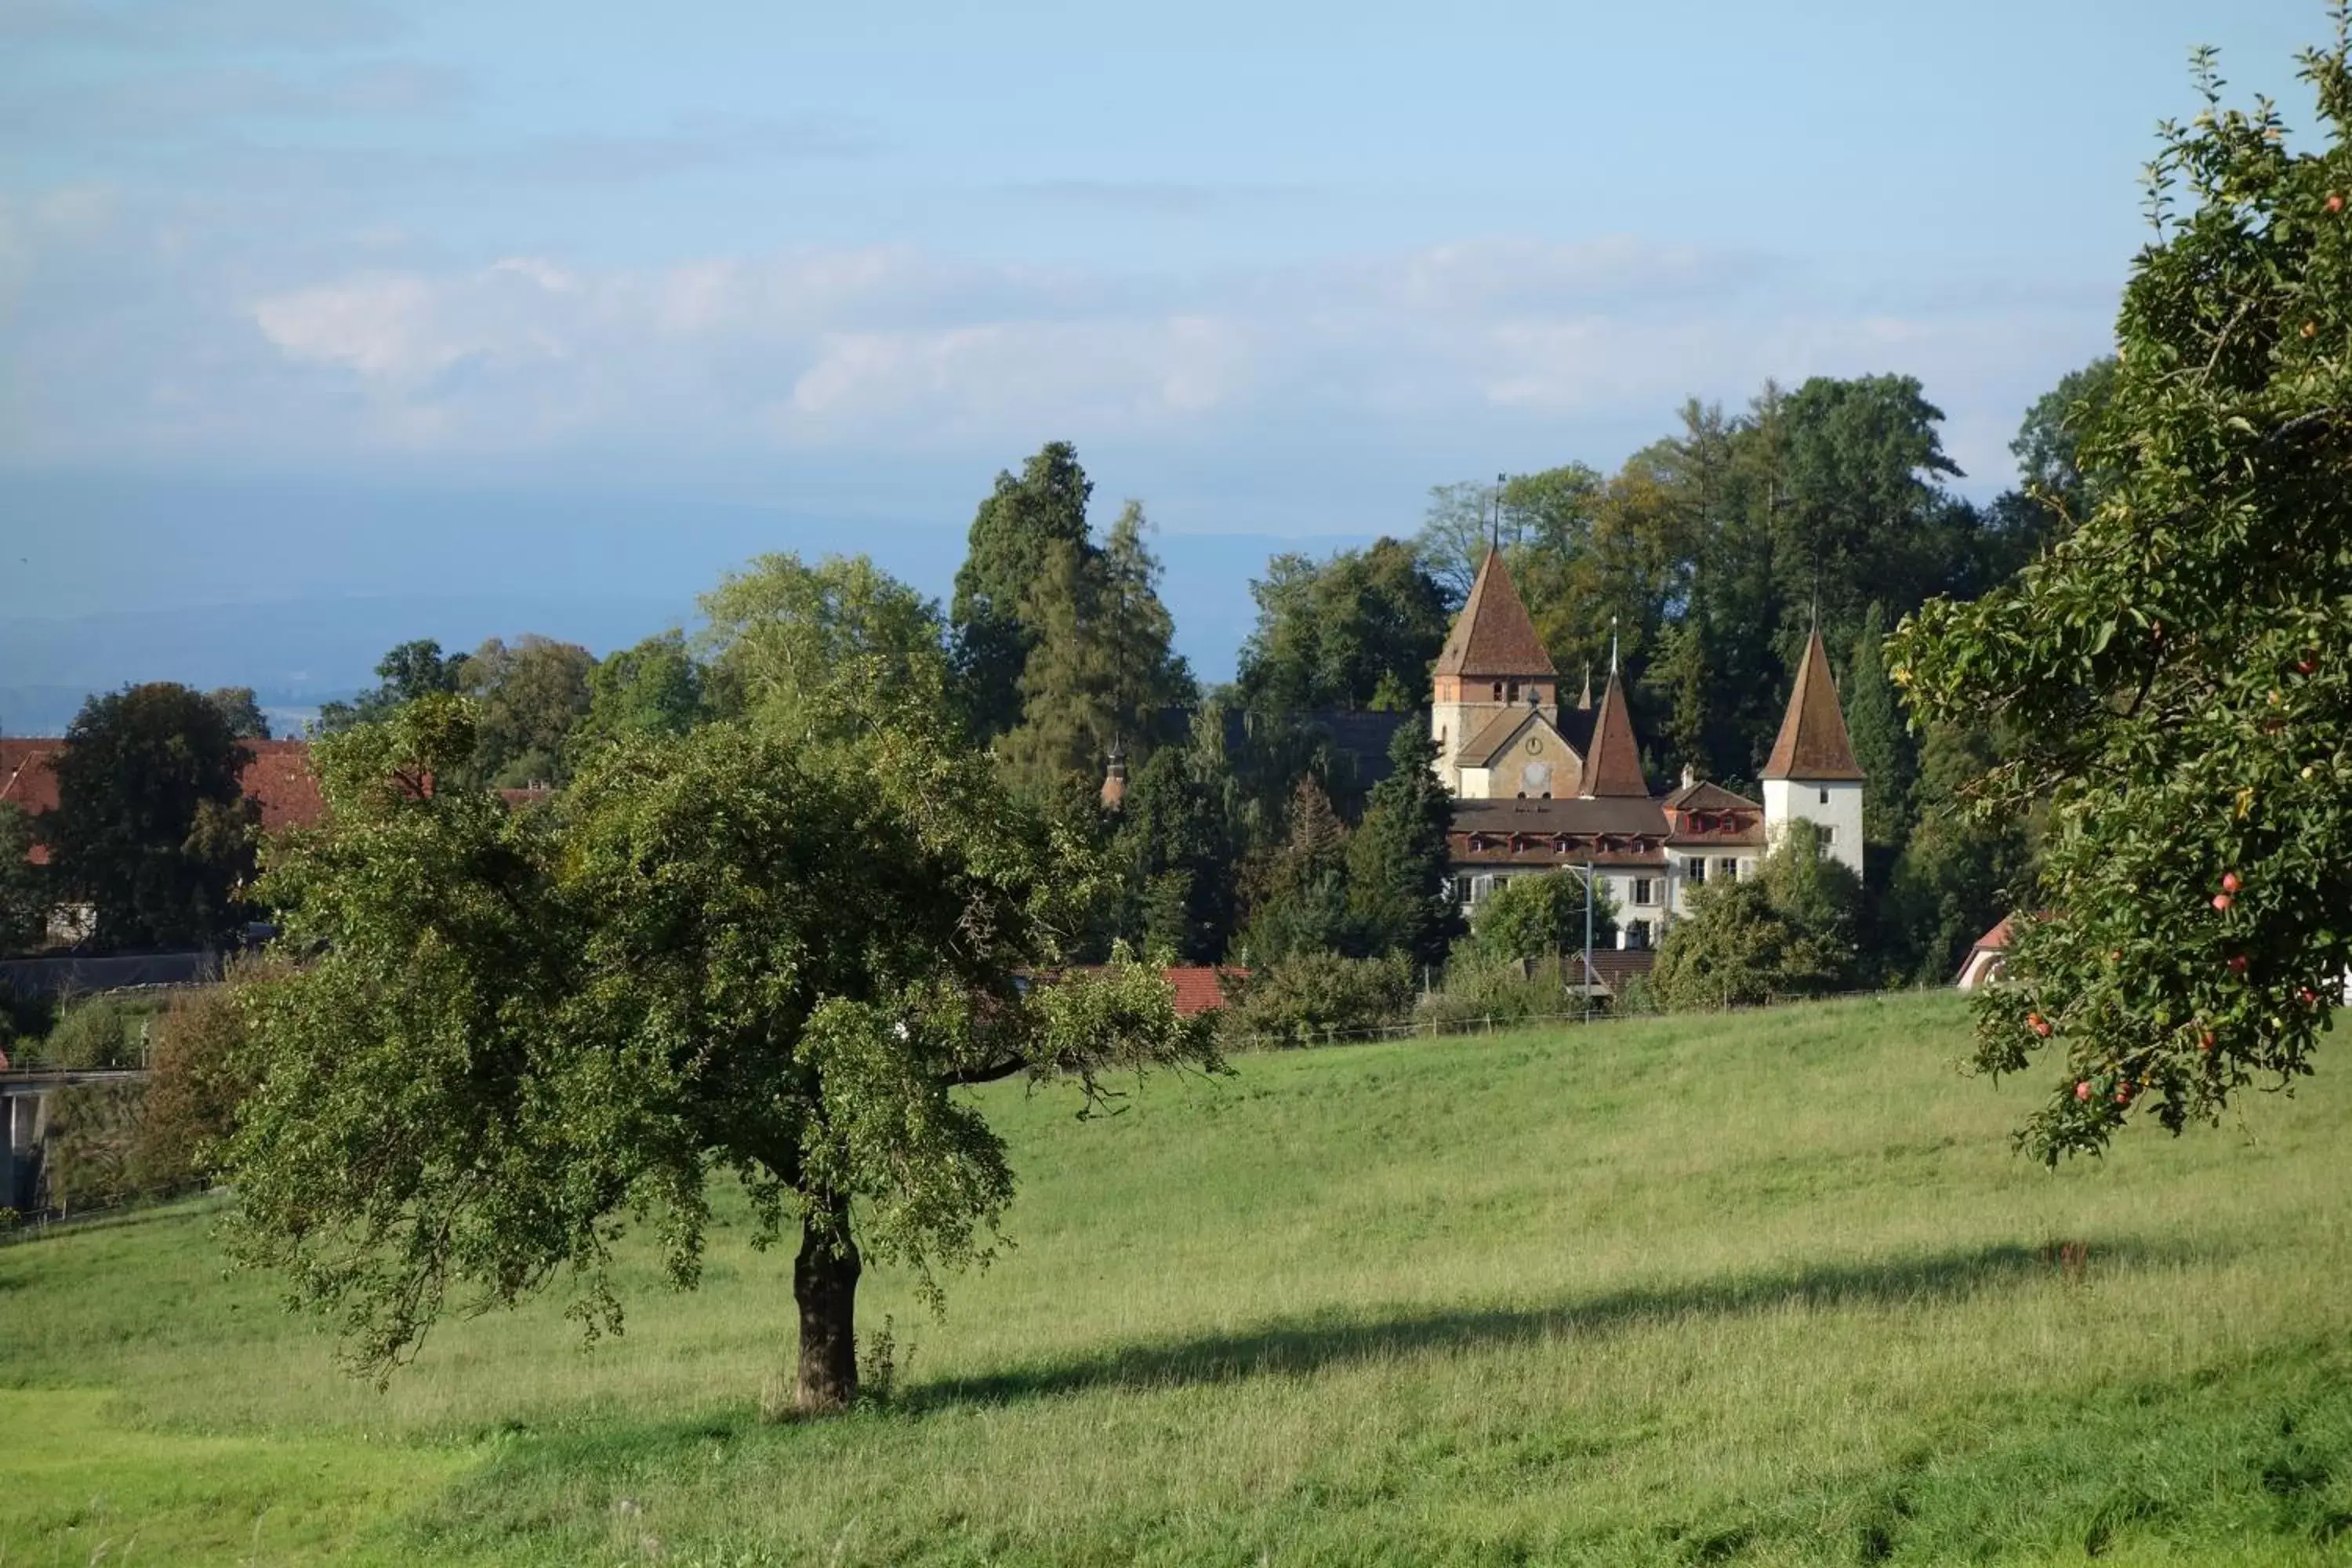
906,1235,2218,1414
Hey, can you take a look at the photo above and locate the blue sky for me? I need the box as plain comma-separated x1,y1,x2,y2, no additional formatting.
0,0,2332,702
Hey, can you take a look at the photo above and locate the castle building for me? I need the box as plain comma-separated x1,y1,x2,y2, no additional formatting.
1432,550,1864,950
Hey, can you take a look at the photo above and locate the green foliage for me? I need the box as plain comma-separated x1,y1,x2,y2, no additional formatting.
1234,539,1450,713
699,552,955,742
1119,735,1242,964
1235,778,1354,964
951,441,1094,740
42,682,255,950
580,630,706,746
1843,603,1915,848
129,978,260,1194
220,695,1213,1397
1461,869,1620,965
42,1079,149,1213
1653,820,1862,1009
1890,20,2352,1160
2011,355,2123,535
38,995,143,1069
1220,949,1413,1045
1412,952,1577,1031
1342,726,1461,968
315,640,465,735
998,502,1191,797
459,635,595,788
0,802,47,953
204,687,271,741
1883,722,2038,985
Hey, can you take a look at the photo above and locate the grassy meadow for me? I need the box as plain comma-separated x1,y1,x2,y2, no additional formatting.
4,990,2350,1565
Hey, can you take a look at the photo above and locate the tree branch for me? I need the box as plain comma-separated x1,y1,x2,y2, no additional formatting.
938,1056,1029,1088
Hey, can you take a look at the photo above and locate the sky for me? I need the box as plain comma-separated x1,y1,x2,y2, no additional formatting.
0,0,2334,717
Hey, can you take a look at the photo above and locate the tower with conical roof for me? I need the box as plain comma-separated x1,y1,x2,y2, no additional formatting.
1761,626,1866,876
1428,550,1559,795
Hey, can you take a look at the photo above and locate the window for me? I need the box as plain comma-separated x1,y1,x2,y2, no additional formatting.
1819,826,1837,847
1507,681,1519,703
1625,920,1653,949
1632,877,1657,906
1818,787,1830,805
1452,875,1472,904
1492,681,1504,701
1682,856,1706,885
1717,857,1740,881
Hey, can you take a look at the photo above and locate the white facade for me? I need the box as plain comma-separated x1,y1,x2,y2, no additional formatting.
1762,779,1864,879
1457,854,1763,951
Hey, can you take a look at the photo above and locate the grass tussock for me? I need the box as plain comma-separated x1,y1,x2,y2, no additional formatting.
3,991,2350,1564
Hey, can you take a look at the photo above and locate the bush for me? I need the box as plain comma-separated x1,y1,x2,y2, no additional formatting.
38,996,145,1069
1414,954,1580,1032
1221,950,1414,1047
45,1079,147,1213
1652,821,1861,1011
129,982,256,1193
1463,870,1618,964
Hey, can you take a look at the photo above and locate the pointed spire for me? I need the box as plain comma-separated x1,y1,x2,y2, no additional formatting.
1578,670,1650,797
1762,628,1864,781
1577,664,1592,710
1610,615,1620,676
1433,549,1556,679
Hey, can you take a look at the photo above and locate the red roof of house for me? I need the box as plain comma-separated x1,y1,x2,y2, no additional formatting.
240,740,327,831
0,737,325,864
1969,916,2013,953
1162,966,1242,1015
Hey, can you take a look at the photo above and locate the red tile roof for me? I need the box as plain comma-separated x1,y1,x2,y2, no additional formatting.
1434,550,1556,679
0,737,325,863
1969,916,2014,953
1763,629,1864,782
1163,966,1243,1015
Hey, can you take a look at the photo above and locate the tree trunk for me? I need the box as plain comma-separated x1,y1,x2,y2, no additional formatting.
793,1192,861,1415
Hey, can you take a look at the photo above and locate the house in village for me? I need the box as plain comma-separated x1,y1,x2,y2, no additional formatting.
0,738,327,947
1428,550,1865,953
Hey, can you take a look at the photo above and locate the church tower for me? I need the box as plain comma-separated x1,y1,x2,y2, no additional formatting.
1429,550,1559,795
1761,627,1866,877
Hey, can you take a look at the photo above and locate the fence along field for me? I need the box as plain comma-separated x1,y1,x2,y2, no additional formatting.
4,990,2350,1565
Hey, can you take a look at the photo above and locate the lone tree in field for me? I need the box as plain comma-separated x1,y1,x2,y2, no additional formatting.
223,697,1214,1414
1891,17,2352,1160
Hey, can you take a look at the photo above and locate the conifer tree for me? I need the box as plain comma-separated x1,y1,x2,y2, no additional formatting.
1236,777,1354,963
999,503,1191,798
950,442,1094,739
1844,602,1916,849
1344,726,1461,967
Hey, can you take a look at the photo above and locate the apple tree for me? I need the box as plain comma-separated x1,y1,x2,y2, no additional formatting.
221,696,1215,1413
1889,19,2352,1160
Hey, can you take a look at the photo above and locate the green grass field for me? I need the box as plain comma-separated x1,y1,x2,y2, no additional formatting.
5,992,2350,1565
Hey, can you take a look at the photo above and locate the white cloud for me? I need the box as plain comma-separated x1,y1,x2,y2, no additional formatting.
0,197,2115,489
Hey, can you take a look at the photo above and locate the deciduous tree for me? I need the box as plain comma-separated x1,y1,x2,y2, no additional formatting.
44,683,254,949
223,697,1215,1412
1890,22,2352,1160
